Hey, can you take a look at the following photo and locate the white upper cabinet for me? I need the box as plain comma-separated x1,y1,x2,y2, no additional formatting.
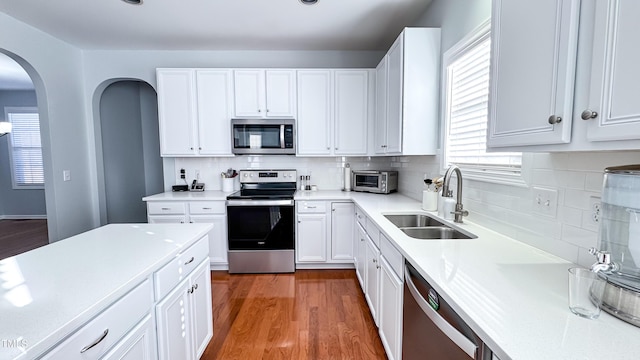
233,69,296,118
196,70,234,155
374,28,441,155
157,69,198,156
297,69,370,156
488,0,581,148
156,69,234,156
585,0,640,141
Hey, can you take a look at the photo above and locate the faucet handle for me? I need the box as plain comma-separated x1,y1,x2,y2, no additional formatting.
589,247,611,263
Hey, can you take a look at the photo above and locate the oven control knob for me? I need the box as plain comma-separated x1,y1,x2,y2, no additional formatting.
243,173,248,178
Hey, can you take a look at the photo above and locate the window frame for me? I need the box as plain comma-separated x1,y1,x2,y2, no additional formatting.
440,19,525,187
4,106,44,190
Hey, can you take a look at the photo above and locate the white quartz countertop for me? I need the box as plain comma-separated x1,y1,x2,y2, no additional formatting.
143,190,232,201
296,191,640,359
0,223,212,360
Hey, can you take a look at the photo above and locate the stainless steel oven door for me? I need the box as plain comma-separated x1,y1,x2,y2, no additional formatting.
226,200,295,250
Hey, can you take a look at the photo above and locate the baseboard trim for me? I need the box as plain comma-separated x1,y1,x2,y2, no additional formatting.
296,263,355,270
0,215,48,220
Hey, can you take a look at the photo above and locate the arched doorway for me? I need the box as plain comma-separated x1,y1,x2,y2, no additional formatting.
94,80,163,224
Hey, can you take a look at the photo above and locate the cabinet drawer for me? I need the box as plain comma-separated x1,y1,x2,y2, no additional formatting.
355,207,366,227
42,280,152,360
147,202,186,215
366,219,380,247
189,201,225,214
154,235,210,300
380,233,403,278
297,201,327,213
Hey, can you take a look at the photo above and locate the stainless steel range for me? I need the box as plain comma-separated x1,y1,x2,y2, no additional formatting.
226,169,297,273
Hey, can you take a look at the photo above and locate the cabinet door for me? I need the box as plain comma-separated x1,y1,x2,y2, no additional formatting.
265,70,296,118
330,202,354,261
234,70,264,117
196,70,234,155
102,315,157,360
374,57,389,154
296,70,332,155
585,0,640,141
189,261,213,359
379,257,403,360
156,280,193,360
355,223,367,290
190,215,227,265
386,36,403,154
296,213,328,263
488,0,580,147
157,69,197,156
365,236,380,325
334,71,369,155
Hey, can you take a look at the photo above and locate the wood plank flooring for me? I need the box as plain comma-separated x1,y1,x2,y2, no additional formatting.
202,270,387,360
0,219,49,260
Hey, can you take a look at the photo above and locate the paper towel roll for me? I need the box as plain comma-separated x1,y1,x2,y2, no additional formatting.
344,164,351,191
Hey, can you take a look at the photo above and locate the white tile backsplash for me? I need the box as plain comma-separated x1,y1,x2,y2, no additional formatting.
394,150,640,265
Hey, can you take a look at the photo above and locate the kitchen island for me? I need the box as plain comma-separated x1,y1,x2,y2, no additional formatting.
0,223,213,360
296,190,640,360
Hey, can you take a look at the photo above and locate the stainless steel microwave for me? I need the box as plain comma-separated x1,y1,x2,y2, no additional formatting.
231,119,295,155
352,170,398,194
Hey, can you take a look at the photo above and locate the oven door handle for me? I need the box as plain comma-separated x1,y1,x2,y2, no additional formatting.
404,265,477,359
226,200,294,206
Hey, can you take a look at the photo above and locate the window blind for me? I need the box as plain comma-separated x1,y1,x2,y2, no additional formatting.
8,112,44,186
444,36,521,174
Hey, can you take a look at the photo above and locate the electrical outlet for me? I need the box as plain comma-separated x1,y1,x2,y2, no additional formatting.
589,196,601,224
180,168,186,179
63,170,71,182
532,187,558,217
195,169,200,180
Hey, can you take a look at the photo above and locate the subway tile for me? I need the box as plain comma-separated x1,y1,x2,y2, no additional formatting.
560,206,583,228
561,224,597,248
584,172,604,192
531,152,570,170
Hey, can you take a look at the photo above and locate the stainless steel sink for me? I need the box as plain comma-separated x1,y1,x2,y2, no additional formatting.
383,213,477,240
384,214,446,228
400,227,476,240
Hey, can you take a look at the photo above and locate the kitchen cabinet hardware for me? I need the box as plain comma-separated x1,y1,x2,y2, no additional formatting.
80,329,109,353
184,256,195,265
548,115,562,125
161,207,170,210
193,283,198,290
581,109,598,120
202,207,211,210
188,286,194,294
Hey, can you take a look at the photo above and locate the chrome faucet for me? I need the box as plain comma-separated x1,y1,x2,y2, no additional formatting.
589,247,619,273
442,165,469,223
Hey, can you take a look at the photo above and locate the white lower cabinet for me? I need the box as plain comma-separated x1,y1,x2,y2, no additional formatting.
379,256,403,360
101,315,157,360
156,259,213,360
295,201,354,266
146,200,228,268
354,222,367,289
365,236,381,325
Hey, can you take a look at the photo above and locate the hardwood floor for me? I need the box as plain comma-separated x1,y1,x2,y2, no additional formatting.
0,219,48,260
202,270,387,360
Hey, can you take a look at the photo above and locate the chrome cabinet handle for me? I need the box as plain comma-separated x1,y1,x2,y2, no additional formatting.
184,256,195,265
193,283,198,290
188,287,194,294
161,207,170,210
80,329,109,353
548,115,562,124
306,206,317,209
202,207,212,210
581,110,598,120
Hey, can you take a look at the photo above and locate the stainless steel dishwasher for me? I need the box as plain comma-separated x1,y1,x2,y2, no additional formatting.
403,262,492,360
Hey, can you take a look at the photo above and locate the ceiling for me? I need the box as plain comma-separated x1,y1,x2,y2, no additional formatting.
0,0,432,51
0,0,432,90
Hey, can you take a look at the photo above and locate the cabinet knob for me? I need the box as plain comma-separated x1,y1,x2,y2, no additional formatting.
266,109,269,113
335,147,338,150
581,110,598,120
326,147,330,150
199,147,202,150
548,115,562,125
258,109,262,113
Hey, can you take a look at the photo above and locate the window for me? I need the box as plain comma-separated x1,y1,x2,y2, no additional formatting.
5,107,44,189
442,20,522,184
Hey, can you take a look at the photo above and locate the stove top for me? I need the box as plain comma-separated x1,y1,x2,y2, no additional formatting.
226,169,297,200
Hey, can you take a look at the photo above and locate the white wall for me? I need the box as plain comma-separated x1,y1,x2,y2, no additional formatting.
0,13,96,241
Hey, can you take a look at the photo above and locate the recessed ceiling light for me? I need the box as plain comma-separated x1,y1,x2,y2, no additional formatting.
122,0,142,5
299,0,318,5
